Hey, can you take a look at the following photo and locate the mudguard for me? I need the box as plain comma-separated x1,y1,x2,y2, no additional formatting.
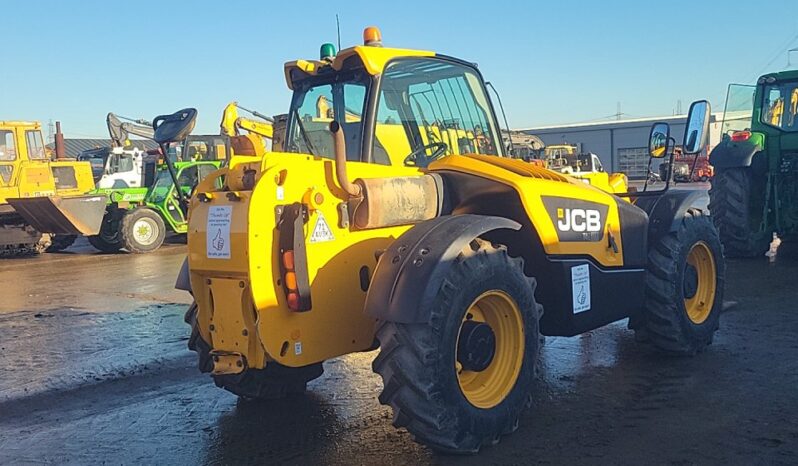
364,214,520,324
635,189,708,242
709,139,762,169
175,257,192,293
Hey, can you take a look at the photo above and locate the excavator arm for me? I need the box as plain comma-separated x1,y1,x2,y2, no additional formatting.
219,102,274,156
107,113,155,147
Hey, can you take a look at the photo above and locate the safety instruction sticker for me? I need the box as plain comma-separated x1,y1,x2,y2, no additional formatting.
309,211,335,243
207,206,232,259
571,264,591,313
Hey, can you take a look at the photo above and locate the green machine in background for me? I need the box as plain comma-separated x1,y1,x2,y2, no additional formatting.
89,159,222,253
709,70,798,257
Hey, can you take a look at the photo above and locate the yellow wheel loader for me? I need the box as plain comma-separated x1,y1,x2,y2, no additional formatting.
0,121,99,255
175,28,725,453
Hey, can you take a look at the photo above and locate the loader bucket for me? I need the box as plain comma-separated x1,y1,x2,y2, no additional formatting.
7,195,109,235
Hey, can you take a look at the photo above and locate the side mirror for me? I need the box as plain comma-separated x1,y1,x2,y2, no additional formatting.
683,100,710,154
648,122,670,158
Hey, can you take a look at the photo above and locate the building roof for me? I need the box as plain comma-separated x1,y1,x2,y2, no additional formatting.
46,138,158,157
518,113,723,133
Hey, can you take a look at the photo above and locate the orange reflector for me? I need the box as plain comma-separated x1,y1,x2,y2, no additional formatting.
285,272,298,290
287,292,300,310
282,250,295,270
363,26,382,46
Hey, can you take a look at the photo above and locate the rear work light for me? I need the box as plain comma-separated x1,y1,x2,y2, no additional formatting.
278,203,312,312
731,130,751,142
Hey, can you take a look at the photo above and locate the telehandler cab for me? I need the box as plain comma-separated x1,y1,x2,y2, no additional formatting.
176,27,725,453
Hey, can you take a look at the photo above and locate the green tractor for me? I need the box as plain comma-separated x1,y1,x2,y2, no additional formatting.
709,70,798,257
89,159,222,253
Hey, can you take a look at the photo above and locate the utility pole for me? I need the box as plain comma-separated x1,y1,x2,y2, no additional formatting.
47,119,55,144
677,100,683,115
616,102,622,121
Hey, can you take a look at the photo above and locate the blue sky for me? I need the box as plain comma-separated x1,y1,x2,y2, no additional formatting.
2,0,796,137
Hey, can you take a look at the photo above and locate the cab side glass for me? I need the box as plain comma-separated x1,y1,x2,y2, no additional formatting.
683,100,710,154
649,122,670,158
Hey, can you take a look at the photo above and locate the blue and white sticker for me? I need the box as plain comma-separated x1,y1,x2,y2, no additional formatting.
571,264,591,313
207,206,232,259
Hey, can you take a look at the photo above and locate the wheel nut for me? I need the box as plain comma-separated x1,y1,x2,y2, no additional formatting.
209,324,215,331
242,329,248,336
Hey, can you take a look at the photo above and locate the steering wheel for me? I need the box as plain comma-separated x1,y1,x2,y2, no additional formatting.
403,142,449,167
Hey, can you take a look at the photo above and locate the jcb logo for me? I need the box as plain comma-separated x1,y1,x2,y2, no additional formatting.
557,208,602,233
543,197,609,243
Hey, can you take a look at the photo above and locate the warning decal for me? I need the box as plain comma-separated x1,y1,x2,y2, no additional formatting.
207,206,232,259
571,264,591,314
309,211,335,243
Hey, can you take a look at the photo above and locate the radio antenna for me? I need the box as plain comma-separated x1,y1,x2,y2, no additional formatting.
336,14,341,51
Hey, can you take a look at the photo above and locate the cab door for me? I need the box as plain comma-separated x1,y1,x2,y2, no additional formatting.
0,128,19,202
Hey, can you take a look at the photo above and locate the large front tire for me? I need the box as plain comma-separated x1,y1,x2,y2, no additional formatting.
121,208,166,254
372,239,542,453
708,168,769,257
639,209,725,355
185,302,324,399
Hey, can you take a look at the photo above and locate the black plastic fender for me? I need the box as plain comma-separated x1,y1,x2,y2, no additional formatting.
364,214,521,324
709,139,762,169
635,189,708,243
175,257,192,293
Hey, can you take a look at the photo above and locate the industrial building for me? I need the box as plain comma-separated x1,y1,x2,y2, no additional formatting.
520,114,725,179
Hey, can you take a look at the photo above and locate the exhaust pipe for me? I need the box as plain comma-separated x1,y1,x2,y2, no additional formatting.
329,121,361,198
54,121,66,159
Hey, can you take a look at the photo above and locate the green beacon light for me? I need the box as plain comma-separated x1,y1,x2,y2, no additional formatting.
320,43,336,61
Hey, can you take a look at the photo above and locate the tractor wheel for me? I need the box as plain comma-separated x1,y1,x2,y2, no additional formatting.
45,234,77,253
639,209,725,355
121,208,166,254
708,168,769,257
372,239,542,453
185,302,324,399
89,213,124,253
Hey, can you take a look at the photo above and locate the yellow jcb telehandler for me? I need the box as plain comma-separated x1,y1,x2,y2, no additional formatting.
173,27,725,453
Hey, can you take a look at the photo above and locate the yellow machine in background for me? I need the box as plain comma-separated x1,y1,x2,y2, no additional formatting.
0,121,96,255
220,102,275,158
177,27,724,453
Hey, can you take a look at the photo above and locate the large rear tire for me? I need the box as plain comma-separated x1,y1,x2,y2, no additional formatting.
708,168,769,257
185,302,324,399
121,208,166,254
372,239,542,453
638,209,725,355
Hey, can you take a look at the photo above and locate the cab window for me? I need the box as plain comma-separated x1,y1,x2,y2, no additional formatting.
25,130,46,160
0,130,16,161
373,58,502,167
761,81,798,132
287,80,368,161
185,141,208,161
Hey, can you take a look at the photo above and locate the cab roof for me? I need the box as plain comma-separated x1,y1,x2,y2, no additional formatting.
0,121,41,129
284,45,434,90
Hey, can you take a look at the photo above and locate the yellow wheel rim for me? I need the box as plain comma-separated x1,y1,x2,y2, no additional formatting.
456,290,525,409
684,241,717,324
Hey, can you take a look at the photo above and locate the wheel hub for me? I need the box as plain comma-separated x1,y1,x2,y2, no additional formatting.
457,320,496,372
683,263,698,299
